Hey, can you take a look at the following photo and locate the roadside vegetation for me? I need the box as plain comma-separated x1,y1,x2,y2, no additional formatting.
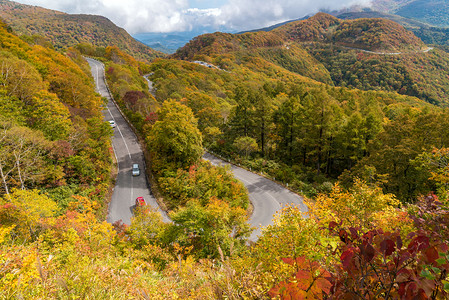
1,10,449,299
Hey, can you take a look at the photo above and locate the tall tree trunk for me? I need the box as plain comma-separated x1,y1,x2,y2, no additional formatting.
0,160,10,198
261,118,265,156
14,152,25,190
317,126,323,174
289,111,294,165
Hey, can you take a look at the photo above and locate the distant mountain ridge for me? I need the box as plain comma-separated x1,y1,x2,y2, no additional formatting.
0,0,164,61
133,32,200,54
368,0,449,27
370,0,416,12
394,0,449,27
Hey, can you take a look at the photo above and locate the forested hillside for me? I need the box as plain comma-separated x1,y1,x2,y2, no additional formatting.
338,10,449,47
371,0,416,12
1,6,449,299
0,0,164,62
182,13,449,106
161,32,448,203
0,18,111,204
275,12,426,52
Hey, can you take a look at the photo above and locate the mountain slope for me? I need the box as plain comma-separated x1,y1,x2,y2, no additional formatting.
274,12,426,53
0,0,164,61
337,11,449,46
0,18,112,203
274,13,449,106
369,0,449,27
176,12,449,106
395,0,449,27
370,0,416,12
173,30,333,84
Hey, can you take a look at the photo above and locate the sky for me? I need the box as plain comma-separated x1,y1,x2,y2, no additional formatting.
13,0,373,34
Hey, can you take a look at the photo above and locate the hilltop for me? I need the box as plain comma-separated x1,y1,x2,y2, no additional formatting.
274,12,426,53
0,0,164,62
173,30,333,84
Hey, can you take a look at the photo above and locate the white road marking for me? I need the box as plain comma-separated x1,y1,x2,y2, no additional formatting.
131,174,134,205
95,64,99,92
107,107,132,159
111,141,119,173
93,59,132,161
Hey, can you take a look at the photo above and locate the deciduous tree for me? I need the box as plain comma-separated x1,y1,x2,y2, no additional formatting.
147,100,203,172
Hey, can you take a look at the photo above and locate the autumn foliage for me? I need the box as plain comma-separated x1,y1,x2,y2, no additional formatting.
268,257,332,299
2,5,449,299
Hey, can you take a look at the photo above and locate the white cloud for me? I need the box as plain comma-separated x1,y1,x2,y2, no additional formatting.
14,0,373,33
15,0,192,33
217,0,373,31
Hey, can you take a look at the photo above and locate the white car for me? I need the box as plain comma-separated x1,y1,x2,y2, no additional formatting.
132,164,140,176
108,120,116,128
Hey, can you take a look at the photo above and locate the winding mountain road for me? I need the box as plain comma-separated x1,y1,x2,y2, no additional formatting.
341,45,434,55
204,153,308,241
87,41,432,239
145,73,307,240
86,61,307,240
86,58,168,224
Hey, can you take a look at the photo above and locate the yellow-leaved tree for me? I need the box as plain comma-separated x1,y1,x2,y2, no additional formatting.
307,179,410,232
0,188,57,242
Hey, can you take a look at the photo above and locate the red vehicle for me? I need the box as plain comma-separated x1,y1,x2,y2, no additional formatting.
135,197,146,206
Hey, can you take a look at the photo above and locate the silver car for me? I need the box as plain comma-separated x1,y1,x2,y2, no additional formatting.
132,163,140,176
108,120,116,128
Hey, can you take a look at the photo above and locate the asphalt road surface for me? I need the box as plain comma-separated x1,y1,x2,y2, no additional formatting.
86,58,168,224
203,152,308,241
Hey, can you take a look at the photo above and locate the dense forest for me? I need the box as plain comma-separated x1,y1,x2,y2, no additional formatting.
1,5,449,299
337,10,449,46
0,19,111,209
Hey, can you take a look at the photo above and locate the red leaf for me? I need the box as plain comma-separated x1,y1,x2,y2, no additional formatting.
423,246,439,264
329,221,338,230
295,256,307,266
281,257,295,266
360,241,375,262
341,248,355,270
406,282,418,298
349,227,358,239
417,288,430,300
397,269,412,283
362,230,377,243
380,239,396,256
420,278,436,298
408,235,430,254
396,235,403,249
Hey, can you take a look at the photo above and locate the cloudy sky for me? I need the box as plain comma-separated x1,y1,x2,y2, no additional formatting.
14,0,373,33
